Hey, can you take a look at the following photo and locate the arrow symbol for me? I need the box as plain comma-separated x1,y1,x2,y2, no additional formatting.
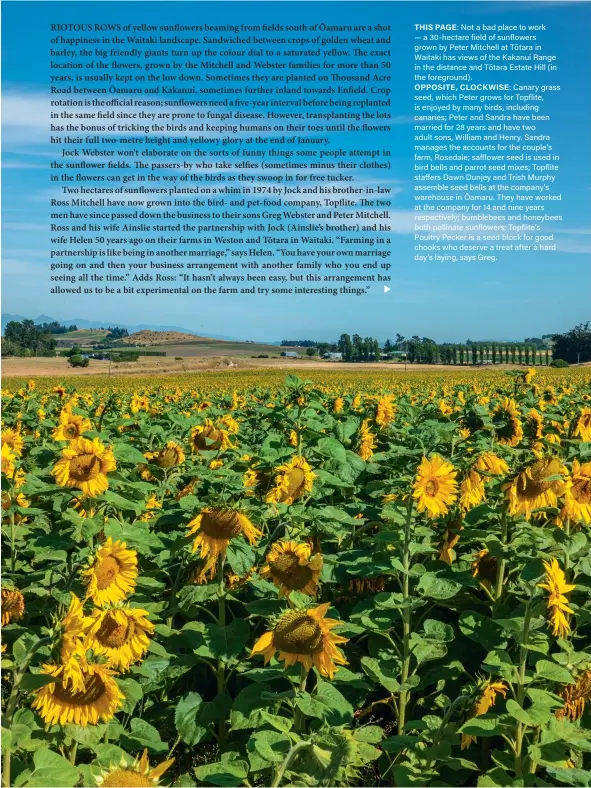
383,285,391,293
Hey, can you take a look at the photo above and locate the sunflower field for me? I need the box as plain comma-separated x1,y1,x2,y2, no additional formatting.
1,368,591,788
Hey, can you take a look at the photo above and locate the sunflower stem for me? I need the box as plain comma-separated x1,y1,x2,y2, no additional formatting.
9,509,16,573
494,510,508,605
514,598,533,777
271,741,311,788
397,498,414,736
216,555,228,753
2,637,52,788
294,663,308,734
563,518,570,577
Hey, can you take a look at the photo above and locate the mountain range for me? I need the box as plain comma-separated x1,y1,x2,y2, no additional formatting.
1,313,243,342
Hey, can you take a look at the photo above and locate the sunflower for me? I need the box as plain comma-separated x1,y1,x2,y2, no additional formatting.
84,607,154,671
538,558,576,638
574,408,591,442
506,457,570,519
474,452,509,477
1,588,24,626
1,427,24,456
525,409,544,440
145,441,185,469
556,670,591,722
333,397,344,414
52,437,116,497
260,541,323,599
190,419,233,452
139,493,162,522
187,508,261,579
32,662,124,726
439,521,463,565
561,459,591,525
358,420,376,462
461,679,507,749
523,368,536,384
376,395,396,428
493,397,524,447
1,443,16,477
412,455,458,518
130,394,150,414
96,749,175,788
459,469,485,512
472,549,498,591
251,603,348,679
266,456,316,505
55,594,86,689
52,410,93,442
83,538,138,607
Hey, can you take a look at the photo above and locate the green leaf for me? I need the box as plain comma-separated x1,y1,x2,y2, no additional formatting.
22,748,80,787
459,611,505,651
417,573,461,600
361,656,401,693
120,718,167,754
226,539,256,576
193,760,249,787
547,768,591,787
535,660,576,684
205,619,250,661
423,619,454,642
505,699,551,726
19,674,55,691
252,730,291,763
175,692,203,746
115,678,142,715
316,437,347,463
113,443,149,465
458,714,501,737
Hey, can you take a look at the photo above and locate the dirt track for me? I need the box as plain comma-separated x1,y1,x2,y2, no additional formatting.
1,356,541,378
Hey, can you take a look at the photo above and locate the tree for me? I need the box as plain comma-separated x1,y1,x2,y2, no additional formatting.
545,350,550,365
479,346,484,364
305,347,317,357
374,339,381,362
471,346,478,365
3,320,56,356
459,346,465,365
384,339,393,353
552,323,591,364
338,334,353,362
492,343,497,365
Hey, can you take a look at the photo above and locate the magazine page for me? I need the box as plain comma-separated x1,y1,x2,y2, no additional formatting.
1,1,590,786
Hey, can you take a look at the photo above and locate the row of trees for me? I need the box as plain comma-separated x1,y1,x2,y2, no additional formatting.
2,320,57,357
36,320,78,334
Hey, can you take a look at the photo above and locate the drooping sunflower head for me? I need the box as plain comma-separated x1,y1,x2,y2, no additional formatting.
1,443,17,477
358,420,376,462
412,455,459,518
562,459,591,525
333,397,344,414
96,749,175,787
1,427,24,457
84,606,154,671
190,420,232,453
474,452,509,477
493,397,524,447
471,549,498,590
151,441,185,469
506,457,570,519
52,437,117,497
573,408,591,442
461,678,508,749
260,541,323,599
32,662,124,727
251,603,348,679
556,670,591,722
459,468,485,513
52,410,93,442
130,394,150,414
187,508,261,579
83,538,138,607
538,558,576,639
376,395,396,428
1,587,25,626
266,456,316,505
524,409,544,441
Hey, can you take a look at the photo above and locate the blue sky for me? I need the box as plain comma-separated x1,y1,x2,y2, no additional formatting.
2,1,590,343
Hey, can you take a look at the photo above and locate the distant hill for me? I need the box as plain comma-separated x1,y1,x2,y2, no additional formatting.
122,330,222,346
1,313,238,341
